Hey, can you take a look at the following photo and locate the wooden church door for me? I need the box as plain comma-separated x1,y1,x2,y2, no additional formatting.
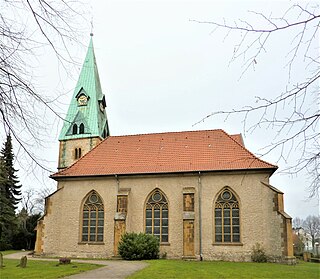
183,220,195,256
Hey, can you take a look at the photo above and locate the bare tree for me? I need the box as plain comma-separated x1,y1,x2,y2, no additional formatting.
303,215,320,250
0,0,85,173
293,217,304,229
34,185,55,214
20,185,55,215
20,188,37,215
193,3,319,197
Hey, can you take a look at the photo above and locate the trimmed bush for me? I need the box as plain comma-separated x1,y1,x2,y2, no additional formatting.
251,243,268,263
118,232,160,260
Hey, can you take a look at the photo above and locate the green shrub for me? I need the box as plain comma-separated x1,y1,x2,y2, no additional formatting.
0,240,12,251
251,243,268,263
118,232,160,260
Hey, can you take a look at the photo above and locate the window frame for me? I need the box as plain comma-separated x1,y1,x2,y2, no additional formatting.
213,187,241,244
80,191,105,244
144,189,169,244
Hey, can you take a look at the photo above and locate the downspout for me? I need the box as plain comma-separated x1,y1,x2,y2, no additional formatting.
115,174,120,192
198,171,203,261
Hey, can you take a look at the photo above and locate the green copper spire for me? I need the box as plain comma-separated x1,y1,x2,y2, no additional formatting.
59,35,110,141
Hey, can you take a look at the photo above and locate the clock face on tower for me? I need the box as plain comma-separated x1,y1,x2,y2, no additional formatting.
78,95,88,106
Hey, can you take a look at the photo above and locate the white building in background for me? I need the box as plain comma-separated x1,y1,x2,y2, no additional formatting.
293,228,314,252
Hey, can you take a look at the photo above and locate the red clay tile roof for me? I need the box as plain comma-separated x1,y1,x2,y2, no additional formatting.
51,129,277,178
230,134,244,146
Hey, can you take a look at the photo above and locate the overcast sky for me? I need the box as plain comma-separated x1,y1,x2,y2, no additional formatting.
8,0,319,218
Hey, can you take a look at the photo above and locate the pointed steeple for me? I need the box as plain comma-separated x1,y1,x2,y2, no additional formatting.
59,35,110,141
57,35,110,169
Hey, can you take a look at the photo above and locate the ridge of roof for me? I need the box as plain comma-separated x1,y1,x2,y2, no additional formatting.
100,128,225,138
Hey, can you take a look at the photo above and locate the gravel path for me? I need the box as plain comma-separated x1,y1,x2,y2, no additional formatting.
3,251,148,279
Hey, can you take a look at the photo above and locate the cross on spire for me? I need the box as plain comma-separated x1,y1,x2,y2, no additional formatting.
90,18,94,37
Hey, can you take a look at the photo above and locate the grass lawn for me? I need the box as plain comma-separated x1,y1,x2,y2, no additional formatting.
1,250,20,256
128,260,320,279
0,258,102,279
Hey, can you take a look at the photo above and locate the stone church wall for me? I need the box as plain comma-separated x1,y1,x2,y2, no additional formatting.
41,170,288,261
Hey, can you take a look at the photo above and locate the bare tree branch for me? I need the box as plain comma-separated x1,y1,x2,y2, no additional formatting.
192,3,320,197
0,1,86,174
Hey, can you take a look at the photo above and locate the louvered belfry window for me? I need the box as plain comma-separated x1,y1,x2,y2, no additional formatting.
79,123,85,134
145,189,168,243
72,124,78,135
214,188,240,243
81,191,104,242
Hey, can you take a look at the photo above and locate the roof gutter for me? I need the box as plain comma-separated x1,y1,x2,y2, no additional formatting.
115,174,120,192
50,167,277,181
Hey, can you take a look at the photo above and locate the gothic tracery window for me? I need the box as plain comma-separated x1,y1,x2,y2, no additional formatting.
81,191,104,242
214,188,240,243
145,189,168,243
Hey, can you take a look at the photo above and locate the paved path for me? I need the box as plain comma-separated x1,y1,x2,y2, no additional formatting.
4,251,148,279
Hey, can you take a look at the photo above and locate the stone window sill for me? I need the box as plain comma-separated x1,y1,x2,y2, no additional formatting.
212,242,243,246
78,242,105,245
160,242,170,246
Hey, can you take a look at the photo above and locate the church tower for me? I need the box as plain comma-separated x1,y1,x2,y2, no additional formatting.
58,34,110,169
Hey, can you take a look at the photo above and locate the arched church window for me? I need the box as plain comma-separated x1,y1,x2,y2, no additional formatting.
79,123,85,134
81,191,104,242
214,187,240,243
145,189,168,243
72,124,78,135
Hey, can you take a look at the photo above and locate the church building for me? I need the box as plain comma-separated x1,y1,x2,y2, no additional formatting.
35,36,294,262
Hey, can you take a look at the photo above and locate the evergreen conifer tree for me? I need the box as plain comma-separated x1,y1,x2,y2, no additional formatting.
1,135,21,207
0,135,21,249
0,158,16,249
